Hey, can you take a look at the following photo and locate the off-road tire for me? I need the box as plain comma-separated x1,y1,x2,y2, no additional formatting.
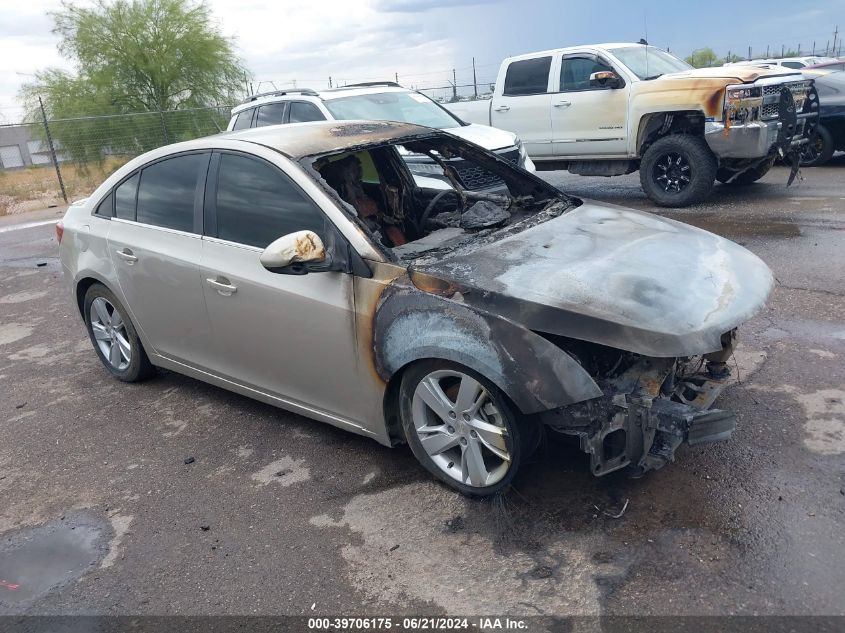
83,283,156,382
639,135,717,207
399,360,536,496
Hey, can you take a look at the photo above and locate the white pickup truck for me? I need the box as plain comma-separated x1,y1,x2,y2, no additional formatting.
447,43,818,207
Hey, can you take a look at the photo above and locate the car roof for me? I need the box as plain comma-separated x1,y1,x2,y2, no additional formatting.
231,85,412,114
218,120,438,159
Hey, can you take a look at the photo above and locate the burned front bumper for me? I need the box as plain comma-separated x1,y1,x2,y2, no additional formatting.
704,117,813,159
541,350,739,477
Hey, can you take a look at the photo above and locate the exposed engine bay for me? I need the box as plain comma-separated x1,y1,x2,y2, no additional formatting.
311,137,569,260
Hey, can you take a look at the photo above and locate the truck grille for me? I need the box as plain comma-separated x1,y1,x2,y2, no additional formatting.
760,81,810,120
450,147,520,190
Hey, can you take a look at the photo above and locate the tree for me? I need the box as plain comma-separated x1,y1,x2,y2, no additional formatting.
684,48,719,68
19,0,248,160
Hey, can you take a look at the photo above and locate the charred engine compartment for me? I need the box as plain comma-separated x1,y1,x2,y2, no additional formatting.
539,331,739,477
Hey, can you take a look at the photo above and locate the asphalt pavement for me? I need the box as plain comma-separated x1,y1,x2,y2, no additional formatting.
0,161,843,622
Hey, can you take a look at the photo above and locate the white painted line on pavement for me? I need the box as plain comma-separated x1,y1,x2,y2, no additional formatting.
0,219,58,234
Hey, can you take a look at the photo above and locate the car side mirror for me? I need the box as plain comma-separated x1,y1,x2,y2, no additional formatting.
590,71,621,89
260,231,328,273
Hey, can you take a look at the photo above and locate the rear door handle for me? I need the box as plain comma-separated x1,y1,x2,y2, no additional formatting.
493,105,510,112
115,248,138,264
206,276,237,296
554,100,572,108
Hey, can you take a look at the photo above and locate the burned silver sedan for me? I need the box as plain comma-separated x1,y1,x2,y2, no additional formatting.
58,121,772,495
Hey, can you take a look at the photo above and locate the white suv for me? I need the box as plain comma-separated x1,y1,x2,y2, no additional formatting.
226,82,535,190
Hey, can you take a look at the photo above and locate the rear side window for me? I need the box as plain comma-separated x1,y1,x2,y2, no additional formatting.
94,192,114,217
256,103,286,127
137,154,206,232
503,57,552,96
115,174,139,220
289,102,325,123
231,109,254,130
214,153,325,248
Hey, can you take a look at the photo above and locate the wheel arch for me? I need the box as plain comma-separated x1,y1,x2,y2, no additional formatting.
636,110,706,156
374,287,603,425
74,274,114,318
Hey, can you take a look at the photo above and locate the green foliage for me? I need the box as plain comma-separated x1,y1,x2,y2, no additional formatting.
684,47,719,68
19,0,247,163
725,53,743,64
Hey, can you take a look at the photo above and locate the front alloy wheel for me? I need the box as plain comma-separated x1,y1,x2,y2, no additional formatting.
652,152,691,193
401,362,528,495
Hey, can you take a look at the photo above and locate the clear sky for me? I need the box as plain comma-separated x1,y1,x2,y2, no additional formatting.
1,0,842,121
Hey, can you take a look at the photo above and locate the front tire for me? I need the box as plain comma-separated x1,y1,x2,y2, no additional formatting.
83,283,155,382
399,361,532,496
639,135,717,207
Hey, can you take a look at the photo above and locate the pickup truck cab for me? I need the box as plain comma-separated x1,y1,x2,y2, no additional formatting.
447,43,818,206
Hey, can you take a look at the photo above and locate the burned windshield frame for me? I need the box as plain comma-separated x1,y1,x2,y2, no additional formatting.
299,134,572,262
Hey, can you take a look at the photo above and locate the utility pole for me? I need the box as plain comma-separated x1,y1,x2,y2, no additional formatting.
472,57,478,98
328,76,332,88
452,68,457,101
395,72,399,84
781,44,785,58
833,25,839,57
38,96,67,204
798,43,801,55
813,41,816,55
748,45,752,60
766,44,770,57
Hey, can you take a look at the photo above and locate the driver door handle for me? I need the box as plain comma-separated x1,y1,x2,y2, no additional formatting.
554,100,572,108
493,105,510,112
206,276,237,296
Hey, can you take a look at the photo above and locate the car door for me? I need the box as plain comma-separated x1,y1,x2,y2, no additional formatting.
490,56,554,158
552,54,629,157
199,150,361,420
106,151,215,368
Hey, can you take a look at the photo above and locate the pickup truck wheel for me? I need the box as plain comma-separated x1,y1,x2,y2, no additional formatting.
799,125,834,167
640,135,717,207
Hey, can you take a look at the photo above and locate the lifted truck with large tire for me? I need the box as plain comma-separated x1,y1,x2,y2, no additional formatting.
447,42,819,207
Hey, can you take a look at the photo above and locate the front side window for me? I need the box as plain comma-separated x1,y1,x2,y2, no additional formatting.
215,153,325,248
560,57,614,91
503,57,552,96
256,103,286,127
288,102,325,123
115,173,139,221
232,109,254,130
136,154,206,232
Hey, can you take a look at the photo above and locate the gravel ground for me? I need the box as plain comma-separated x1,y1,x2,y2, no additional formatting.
0,160,843,623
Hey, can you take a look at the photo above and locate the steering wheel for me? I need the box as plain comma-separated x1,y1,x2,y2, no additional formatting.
418,190,466,233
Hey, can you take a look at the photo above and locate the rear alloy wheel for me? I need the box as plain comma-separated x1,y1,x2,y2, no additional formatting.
639,135,717,207
799,125,834,167
83,283,155,382
400,362,528,496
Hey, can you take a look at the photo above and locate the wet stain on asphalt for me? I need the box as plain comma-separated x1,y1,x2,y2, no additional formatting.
0,513,109,611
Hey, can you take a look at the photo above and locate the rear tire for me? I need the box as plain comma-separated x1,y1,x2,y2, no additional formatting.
399,360,535,496
799,124,834,167
639,135,717,207
83,283,155,382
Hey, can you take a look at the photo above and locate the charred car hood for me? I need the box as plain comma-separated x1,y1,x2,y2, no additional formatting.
411,202,774,357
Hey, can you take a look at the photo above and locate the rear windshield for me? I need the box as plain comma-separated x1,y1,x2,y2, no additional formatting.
324,92,461,129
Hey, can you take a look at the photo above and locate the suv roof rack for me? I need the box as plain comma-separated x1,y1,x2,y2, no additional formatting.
241,88,319,103
337,81,402,89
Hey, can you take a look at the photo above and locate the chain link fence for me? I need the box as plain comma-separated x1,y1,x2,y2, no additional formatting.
0,105,231,215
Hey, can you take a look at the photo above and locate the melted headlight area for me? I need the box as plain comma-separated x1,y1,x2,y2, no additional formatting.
539,331,739,477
